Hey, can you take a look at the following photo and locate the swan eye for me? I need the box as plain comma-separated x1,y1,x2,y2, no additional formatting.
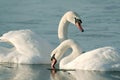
75,18,82,23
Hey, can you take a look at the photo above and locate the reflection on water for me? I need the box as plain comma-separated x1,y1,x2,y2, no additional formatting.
0,64,120,80
50,69,120,80
50,69,75,80
0,64,50,80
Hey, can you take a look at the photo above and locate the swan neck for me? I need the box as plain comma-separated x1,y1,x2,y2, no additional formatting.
59,40,81,68
58,16,70,42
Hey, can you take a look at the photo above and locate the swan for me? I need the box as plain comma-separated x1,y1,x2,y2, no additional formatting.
58,11,84,42
51,39,120,71
0,29,53,64
0,11,83,64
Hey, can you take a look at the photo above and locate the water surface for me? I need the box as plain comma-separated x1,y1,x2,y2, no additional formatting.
0,64,120,80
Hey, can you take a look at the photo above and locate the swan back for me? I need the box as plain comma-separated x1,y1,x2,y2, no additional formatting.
0,29,53,64
0,30,52,56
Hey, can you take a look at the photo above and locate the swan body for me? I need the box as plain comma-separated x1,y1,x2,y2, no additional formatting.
58,11,84,42
51,39,120,71
0,29,53,64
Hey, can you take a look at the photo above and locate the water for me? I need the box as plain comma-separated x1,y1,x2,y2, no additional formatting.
0,64,120,80
0,0,120,80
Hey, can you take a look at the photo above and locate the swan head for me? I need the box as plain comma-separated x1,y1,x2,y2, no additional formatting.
50,45,63,69
65,11,84,32
51,54,57,69
50,39,81,69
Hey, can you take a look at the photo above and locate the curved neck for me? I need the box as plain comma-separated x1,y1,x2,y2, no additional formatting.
57,40,82,68
58,15,70,42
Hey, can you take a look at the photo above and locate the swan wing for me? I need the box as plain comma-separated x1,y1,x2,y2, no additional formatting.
65,47,120,71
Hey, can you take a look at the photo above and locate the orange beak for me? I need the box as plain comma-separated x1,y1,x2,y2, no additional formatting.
51,58,57,69
75,22,84,32
51,54,57,69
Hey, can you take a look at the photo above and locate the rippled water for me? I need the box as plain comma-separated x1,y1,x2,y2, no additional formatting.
0,0,120,80
0,64,50,80
0,64,120,80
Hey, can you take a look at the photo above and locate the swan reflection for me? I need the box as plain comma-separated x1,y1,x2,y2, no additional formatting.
0,64,120,80
50,69,120,80
50,69,75,80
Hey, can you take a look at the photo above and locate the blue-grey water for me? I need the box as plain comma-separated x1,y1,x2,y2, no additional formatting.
0,0,120,80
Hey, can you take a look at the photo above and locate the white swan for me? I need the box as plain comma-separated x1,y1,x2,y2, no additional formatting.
0,29,53,64
58,11,84,42
0,11,83,64
51,39,120,71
